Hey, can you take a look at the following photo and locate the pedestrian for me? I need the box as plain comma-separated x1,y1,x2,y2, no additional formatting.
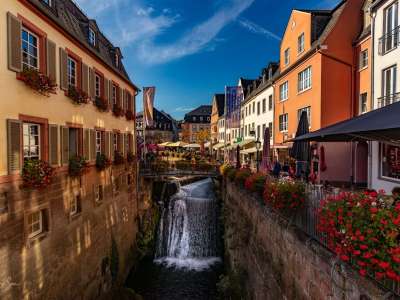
272,159,281,178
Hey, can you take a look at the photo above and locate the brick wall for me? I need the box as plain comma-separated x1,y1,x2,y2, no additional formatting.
0,165,139,300
224,182,387,300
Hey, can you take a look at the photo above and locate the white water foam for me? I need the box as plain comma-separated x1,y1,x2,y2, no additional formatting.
154,257,222,271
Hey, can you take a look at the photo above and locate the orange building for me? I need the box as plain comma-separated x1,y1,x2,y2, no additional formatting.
274,0,365,184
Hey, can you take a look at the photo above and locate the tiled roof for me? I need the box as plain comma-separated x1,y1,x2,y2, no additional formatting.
28,0,137,89
214,94,225,117
186,105,212,117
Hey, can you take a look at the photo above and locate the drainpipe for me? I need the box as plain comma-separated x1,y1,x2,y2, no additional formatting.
368,10,376,189
316,47,355,186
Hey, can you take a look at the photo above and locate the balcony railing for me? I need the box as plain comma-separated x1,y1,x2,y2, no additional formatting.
378,25,400,55
377,92,400,108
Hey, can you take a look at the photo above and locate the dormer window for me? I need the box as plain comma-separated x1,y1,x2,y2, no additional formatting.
284,48,290,66
115,54,119,68
88,28,96,46
268,68,273,79
41,0,52,6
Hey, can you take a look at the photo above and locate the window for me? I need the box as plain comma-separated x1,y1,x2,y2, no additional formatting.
279,114,288,132
200,116,203,122
95,74,101,97
268,95,273,111
23,123,40,161
70,193,81,216
381,65,397,106
41,0,52,6
298,33,305,54
22,28,39,70
245,106,248,116
262,124,266,139
88,28,96,46
360,93,368,114
113,133,118,152
193,116,196,122
67,57,77,87
257,102,260,115
245,125,248,136
268,122,273,137
252,102,255,114
112,84,117,105
359,50,368,70
383,2,399,53
27,211,43,238
280,81,289,101
381,143,400,181
96,131,103,155
262,99,266,113
298,67,312,92
257,125,261,139
69,128,80,158
297,106,311,125
284,48,290,66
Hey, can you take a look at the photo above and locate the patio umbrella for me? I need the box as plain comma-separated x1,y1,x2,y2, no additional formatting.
260,128,271,173
290,111,310,178
236,145,241,169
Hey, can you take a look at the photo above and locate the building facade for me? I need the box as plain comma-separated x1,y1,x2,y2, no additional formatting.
370,0,400,191
0,1,138,299
273,0,365,183
210,94,225,145
136,108,176,144
182,105,211,143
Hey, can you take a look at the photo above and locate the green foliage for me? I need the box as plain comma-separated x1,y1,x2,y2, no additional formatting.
136,207,160,258
234,168,252,187
96,153,111,171
68,155,88,177
22,159,54,189
114,151,125,165
19,68,57,96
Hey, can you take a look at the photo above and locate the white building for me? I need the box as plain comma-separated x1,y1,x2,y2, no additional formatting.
370,0,400,192
240,63,279,167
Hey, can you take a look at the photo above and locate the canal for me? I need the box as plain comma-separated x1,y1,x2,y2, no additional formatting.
126,178,223,300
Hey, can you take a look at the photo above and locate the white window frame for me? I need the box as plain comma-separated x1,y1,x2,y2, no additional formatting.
22,28,39,70
279,113,288,132
88,28,96,46
27,210,43,238
298,33,305,54
113,133,118,152
298,67,312,93
262,98,266,113
280,81,289,101
284,48,290,66
96,131,102,155
297,106,311,126
95,74,101,98
23,123,41,161
382,65,397,98
67,57,77,87
112,85,117,105
383,2,399,52
359,93,368,114
359,50,368,70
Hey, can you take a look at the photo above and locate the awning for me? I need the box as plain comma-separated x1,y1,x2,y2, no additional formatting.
295,101,400,143
237,139,255,148
168,141,188,147
212,143,225,150
183,143,201,149
240,147,258,154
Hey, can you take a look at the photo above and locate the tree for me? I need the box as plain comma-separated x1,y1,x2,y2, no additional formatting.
196,129,210,155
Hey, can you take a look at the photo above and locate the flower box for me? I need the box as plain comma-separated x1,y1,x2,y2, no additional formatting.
95,97,109,112
68,155,89,177
125,110,135,121
113,151,125,165
67,86,89,104
19,68,57,96
96,153,111,171
22,159,54,189
112,105,123,117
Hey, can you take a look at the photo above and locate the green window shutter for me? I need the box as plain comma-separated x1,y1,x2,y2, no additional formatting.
82,63,89,95
7,119,22,174
46,39,57,83
7,12,22,72
60,126,69,165
90,129,96,161
48,124,59,166
59,48,68,91
83,129,90,160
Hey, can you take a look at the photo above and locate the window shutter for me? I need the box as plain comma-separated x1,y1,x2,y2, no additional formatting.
60,126,69,165
104,78,109,105
118,87,122,107
83,129,90,160
7,12,22,72
48,124,59,166
109,80,113,105
7,119,22,174
110,132,115,161
90,129,96,161
89,68,95,100
121,134,125,156
46,39,57,83
105,131,111,159
82,63,89,95
59,48,68,91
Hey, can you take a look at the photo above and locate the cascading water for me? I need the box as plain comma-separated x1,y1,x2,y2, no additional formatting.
155,178,221,270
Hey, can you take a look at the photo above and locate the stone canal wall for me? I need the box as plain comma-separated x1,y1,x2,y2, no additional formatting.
0,164,141,300
223,181,388,300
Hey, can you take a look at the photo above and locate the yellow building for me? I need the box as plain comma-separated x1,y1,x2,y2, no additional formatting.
0,1,140,299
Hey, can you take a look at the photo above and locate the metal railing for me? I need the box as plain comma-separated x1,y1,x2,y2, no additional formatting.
377,92,400,108
379,25,400,55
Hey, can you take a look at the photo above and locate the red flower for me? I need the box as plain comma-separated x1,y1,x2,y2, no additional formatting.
340,255,349,262
359,269,367,276
378,261,390,269
359,244,368,250
370,207,378,214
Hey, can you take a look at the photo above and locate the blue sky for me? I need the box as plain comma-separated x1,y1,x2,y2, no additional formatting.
75,0,340,119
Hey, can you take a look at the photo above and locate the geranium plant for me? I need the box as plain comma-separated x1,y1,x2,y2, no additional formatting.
68,155,88,177
245,172,268,195
96,153,111,171
113,151,125,165
318,190,400,281
127,152,136,164
67,85,89,104
22,159,54,189
19,68,57,96
234,168,252,187
263,178,306,212
94,97,109,112
112,105,123,117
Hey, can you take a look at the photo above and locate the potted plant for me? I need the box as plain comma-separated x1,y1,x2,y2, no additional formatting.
125,110,134,121
96,153,111,171
68,155,88,177
113,151,125,165
19,68,57,96
67,85,89,104
22,159,54,189
112,105,123,117
94,96,109,112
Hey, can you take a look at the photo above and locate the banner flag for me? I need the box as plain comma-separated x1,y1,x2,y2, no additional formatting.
143,87,155,127
225,86,243,129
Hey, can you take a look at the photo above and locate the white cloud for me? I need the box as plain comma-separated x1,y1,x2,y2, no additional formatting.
137,7,155,16
138,0,255,64
238,18,281,41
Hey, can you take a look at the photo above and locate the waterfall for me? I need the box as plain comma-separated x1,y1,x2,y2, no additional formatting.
155,178,221,271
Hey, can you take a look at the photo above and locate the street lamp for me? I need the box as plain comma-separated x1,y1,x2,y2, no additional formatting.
255,138,261,173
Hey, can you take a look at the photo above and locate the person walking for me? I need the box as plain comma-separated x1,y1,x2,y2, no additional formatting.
272,159,281,178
